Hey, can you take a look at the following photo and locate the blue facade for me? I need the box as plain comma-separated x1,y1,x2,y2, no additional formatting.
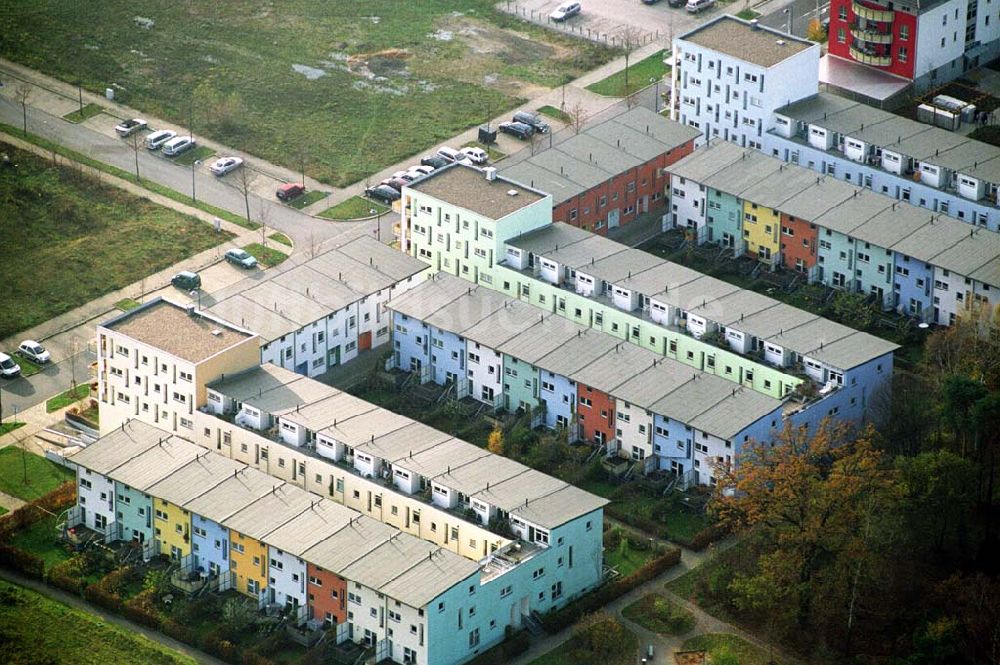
893,254,934,320
763,134,1000,232
538,370,576,431
653,416,691,469
392,313,431,375
428,327,466,386
191,513,230,576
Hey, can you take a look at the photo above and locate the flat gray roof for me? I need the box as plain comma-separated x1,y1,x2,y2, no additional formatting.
224,484,318,540
679,15,815,68
407,163,548,221
258,501,356,557
207,365,339,414
70,420,172,475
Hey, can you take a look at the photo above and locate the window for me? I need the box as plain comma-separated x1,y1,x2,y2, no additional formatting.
837,27,845,43
900,24,909,40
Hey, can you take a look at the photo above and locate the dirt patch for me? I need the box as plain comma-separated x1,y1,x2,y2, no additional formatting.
442,16,573,64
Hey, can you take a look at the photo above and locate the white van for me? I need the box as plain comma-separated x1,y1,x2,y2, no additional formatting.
146,129,176,150
162,136,196,157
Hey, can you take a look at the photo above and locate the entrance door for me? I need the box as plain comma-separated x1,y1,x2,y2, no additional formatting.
641,196,649,213
295,361,308,376
608,209,620,229
359,331,372,351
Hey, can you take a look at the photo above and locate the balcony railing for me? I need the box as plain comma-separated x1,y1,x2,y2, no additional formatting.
850,44,893,66
851,0,894,22
849,24,893,44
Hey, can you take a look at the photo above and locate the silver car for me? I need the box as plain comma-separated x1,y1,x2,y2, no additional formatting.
210,156,244,176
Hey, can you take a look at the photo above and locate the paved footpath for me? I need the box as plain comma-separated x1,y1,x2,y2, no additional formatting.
0,568,226,665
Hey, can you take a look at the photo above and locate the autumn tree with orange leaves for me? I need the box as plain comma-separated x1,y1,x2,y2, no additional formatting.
711,421,905,651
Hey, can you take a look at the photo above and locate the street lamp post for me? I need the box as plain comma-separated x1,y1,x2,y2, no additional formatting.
650,77,660,113
784,6,794,35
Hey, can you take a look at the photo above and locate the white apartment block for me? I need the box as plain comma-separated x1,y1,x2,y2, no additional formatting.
671,15,819,149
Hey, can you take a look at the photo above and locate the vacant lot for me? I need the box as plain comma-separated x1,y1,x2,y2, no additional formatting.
0,143,230,339
0,1,615,186
0,580,197,665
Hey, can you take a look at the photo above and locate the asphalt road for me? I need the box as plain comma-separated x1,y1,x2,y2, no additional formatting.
1,349,94,424
757,0,830,38
0,95,350,250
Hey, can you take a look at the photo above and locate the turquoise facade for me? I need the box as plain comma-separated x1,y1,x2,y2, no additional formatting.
502,355,540,413
705,188,743,254
114,481,153,544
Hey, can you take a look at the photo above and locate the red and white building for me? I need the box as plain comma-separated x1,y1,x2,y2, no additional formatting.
826,0,1000,91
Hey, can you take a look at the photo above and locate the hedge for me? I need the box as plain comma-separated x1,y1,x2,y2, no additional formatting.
0,544,45,580
678,523,729,552
0,481,75,541
465,630,531,665
604,505,669,541
541,546,682,632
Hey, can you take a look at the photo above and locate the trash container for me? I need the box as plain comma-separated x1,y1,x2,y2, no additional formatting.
478,125,497,145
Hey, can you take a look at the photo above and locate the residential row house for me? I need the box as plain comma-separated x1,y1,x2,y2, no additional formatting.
669,139,1000,325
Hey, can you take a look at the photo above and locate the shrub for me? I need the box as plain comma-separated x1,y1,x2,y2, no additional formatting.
0,544,44,579
0,481,75,540
684,523,728,551
48,555,87,595
124,589,163,629
83,583,123,612
161,619,198,647
201,630,240,664
464,630,530,665
575,611,634,657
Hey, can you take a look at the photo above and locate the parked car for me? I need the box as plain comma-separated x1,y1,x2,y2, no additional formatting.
0,352,21,379
171,271,201,290
365,184,401,204
391,170,417,183
17,340,50,364
408,165,435,176
225,248,258,269
459,147,488,165
642,0,662,4
380,177,411,192
436,146,463,162
550,1,581,21
498,121,535,140
276,182,305,201
146,129,176,150
162,136,196,157
667,0,685,6
513,111,550,134
420,155,451,169
209,156,243,176
685,0,714,12
115,118,148,137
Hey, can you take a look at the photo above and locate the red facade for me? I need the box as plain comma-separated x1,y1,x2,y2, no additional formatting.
306,563,347,626
827,0,918,80
553,140,696,236
577,384,616,444
779,214,819,274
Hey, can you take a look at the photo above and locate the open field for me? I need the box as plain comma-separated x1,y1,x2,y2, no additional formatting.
0,579,197,665
0,1,615,186
586,49,668,97
0,143,231,339
0,447,74,502
319,195,388,220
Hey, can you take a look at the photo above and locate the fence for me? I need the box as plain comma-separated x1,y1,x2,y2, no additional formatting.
500,1,661,47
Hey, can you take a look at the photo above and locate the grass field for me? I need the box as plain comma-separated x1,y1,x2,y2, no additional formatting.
0,447,74,502
268,232,293,246
621,594,696,635
0,422,25,437
0,579,198,664
170,145,215,167
115,297,142,311
287,190,329,209
8,516,71,571
586,49,668,97
0,1,615,187
63,102,104,123
8,355,44,377
0,142,232,339
537,104,571,123
244,242,289,267
46,384,91,412
319,195,388,220
682,633,776,665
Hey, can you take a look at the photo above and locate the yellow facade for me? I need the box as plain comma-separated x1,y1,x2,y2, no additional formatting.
742,201,780,265
229,530,268,598
153,498,191,560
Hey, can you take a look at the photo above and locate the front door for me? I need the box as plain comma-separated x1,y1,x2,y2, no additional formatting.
608,208,620,229
359,331,372,351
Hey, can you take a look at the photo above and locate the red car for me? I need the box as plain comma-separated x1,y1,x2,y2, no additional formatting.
276,182,305,201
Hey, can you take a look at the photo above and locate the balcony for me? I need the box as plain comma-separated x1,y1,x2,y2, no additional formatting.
851,0,894,22
849,44,893,66
849,22,893,44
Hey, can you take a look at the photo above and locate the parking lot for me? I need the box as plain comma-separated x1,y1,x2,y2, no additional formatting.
499,0,728,46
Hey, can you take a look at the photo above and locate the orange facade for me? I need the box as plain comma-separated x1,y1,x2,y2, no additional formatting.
306,563,348,626
577,384,616,444
779,214,819,274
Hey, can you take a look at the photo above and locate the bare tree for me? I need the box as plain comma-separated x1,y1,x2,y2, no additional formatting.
129,131,142,181
568,101,588,135
626,90,642,109
14,83,31,134
257,200,271,248
235,165,259,224
529,130,544,156
620,27,644,96
307,231,321,259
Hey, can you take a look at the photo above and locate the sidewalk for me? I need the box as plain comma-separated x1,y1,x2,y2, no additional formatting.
0,568,226,665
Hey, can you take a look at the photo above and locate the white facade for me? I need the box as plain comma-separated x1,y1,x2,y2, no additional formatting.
77,466,115,534
671,17,820,149
914,1,972,83
466,342,503,407
614,402,654,467
268,546,308,609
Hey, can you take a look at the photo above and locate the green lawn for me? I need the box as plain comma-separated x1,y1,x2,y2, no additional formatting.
319,195,389,220
45,384,91,412
170,145,215,167
586,49,669,97
622,594,696,635
244,242,289,268
682,633,776,665
268,232,293,247
9,354,44,377
0,447,74,502
0,142,234,339
462,140,507,162
0,422,25,437
604,530,658,577
115,297,142,311
537,105,571,123
0,2,614,186
736,9,762,20
0,579,198,664
62,102,104,123
287,190,329,209
1,123,258,231
529,623,637,665
0,506,7,517
8,516,72,571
